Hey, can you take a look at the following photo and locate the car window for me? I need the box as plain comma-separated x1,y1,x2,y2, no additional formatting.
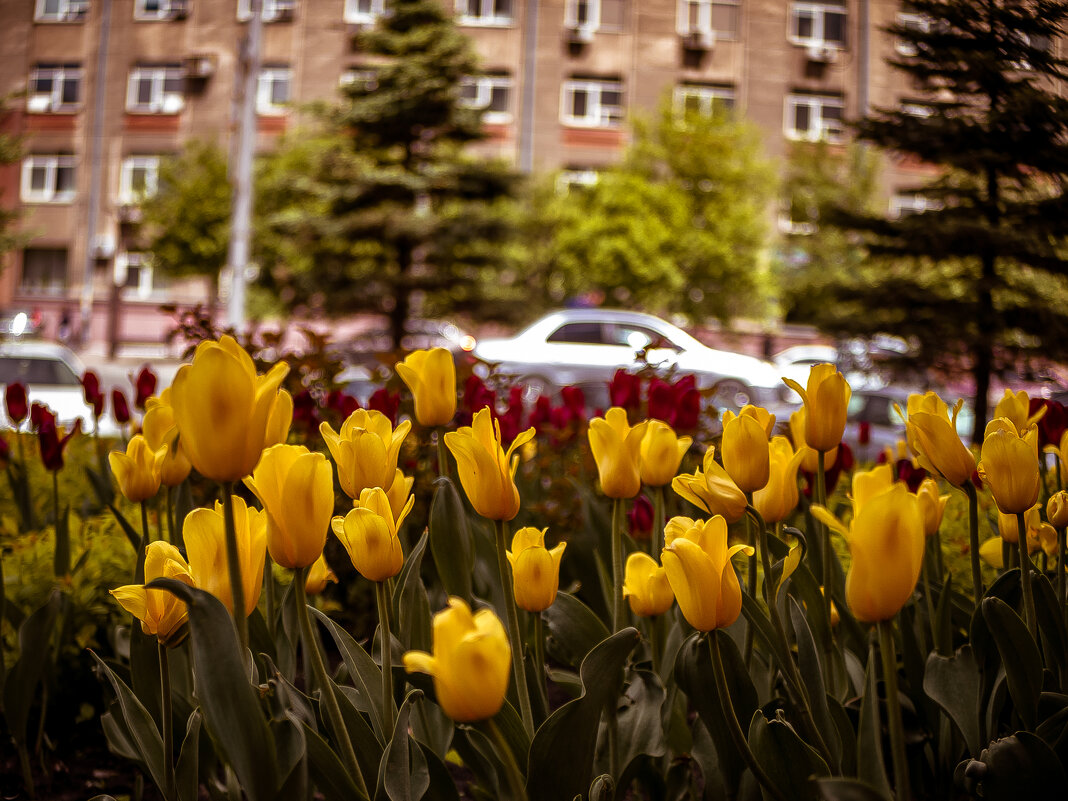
609,324,675,351
546,322,606,344
0,356,80,386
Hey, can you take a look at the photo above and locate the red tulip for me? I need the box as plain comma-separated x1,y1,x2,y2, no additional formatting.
81,371,105,418
326,389,360,419
627,493,654,540
292,389,320,430
35,405,81,471
529,395,553,432
561,385,586,419
647,378,675,424
608,369,641,415
460,375,495,426
858,420,871,447
367,387,400,427
5,382,28,425
111,389,131,424
132,366,158,411
1031,398,1067,449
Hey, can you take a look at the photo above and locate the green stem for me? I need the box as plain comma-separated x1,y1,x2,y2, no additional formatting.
17,740,34,798
159,642,175,801
533,612,549,719
265,552,277,641
611,497,625,632
651,485,665,557
649,615,661,677
742,493,756,670
494,519,535,738
922,556,940,655
816,449,831,627
17,434,36,530
963,482,983,605
486,718,528,801
933,528,945,579
375,581,395,735
1058,525,1066,628
134,501,149,583
221,487,249,667
436,428,449,480
709,632,789,801
1017,513,1037,638
294,566,368,797
878,620,910,801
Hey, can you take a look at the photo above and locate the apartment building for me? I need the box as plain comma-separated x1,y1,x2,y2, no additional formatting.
0,0,936,347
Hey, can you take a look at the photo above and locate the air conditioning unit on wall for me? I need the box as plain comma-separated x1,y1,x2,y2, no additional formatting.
805,44,839,64
682,29,715,51
566,25,595,45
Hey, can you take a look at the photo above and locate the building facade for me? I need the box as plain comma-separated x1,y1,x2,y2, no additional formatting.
0,0,942,348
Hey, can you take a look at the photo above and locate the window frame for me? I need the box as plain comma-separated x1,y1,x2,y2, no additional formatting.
21,155,77,204
784,93,845,143
237,0,296,22
134,0,185,20
675,0,739,39
119,155,161,204
35,0,89,22
560,78,625,129
455,0,513,27
256,66,292,116
788,2,847,49
343,0,385,24
27,64,83,113
673,84,736,117
115,252,156,299
459,74,513,124
126,65,185,114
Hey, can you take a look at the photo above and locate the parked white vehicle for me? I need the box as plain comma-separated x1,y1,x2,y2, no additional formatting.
473,309,794,413
0,341,120,436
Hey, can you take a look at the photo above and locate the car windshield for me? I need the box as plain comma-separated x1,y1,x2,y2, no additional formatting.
0,356,80,386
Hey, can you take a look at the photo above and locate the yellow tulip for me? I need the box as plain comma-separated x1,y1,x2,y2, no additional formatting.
672,445,747,523
980,536,1005,569
639,420,692,487
587,407,649,499
852,462,895,510
915,478,950,537
320,409,411,500
332,487,414,582
661,515,753,631
265,389,293,447
820,586,840,628
730,404,777,437
506,527,566,612
403,597,511,722
1047,491,1068,529
901,394,975,487
142,388,192,487
1048,432,1068,490
622,552,674,617
110,541,194,647
720,410,770,493
811,480,924,623
305,554,338,596
244,444,334,569
445,408,535,520
994,389,1044,434
170,335,289,482
183,497,267,617
396,348,457,427
385,468,415,523
782,363,851,453
790,408,837,473
753,436,805,523
108,434,167,503
978,421,1041,514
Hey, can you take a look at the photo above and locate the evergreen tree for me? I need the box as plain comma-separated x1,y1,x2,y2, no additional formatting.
258,0,527,348
825,0,1068,441
0,100,24,265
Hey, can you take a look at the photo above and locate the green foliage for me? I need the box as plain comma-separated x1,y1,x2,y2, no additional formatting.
0,97,25,264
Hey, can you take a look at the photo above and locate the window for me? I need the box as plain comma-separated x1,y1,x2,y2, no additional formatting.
556,167,599,193
134,0,187,20
789,2,846,47
459,75,513,124
785,93,844,143
19,249,69,297
889,192,942,219
0,355,80,385
257,67,292,115
563,0,626,33
27,64,82,113
547,322,606,344
344,0,384,23
119,156,161,203
561,79,624,128
127,65,184,113
115,252,155,298
677,0,739,38
455,0,512,26
674,84,736,117
35,0,89,22
21,155,76,203
237,0,295,21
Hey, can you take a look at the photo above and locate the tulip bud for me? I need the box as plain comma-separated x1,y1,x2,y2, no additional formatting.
671,446,747,523
332,487,413,582
110,541,194,648
753,436,805,524
396,348,457,427
639,420,691,488
1049,491,1068,529
183,497,266,618
142,388,192,487
445,408,535,521
720,410,770,493
783,363,850,453
914,478,950,537
109,434,167,503
587,407,649,499
506,527,566,612
320,409,411,500
790,408,837,473
622,552,674,617
305,554,337,596
979,421,1041,514
403,597,511,722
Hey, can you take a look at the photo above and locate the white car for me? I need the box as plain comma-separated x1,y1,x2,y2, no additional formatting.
0,341,120,436
473,309,794,413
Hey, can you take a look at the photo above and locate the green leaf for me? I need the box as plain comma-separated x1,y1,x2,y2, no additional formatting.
410,693,454,760
335,685,388,785
418,741,461,801
813,777,890,801
788,597,840,771
89,651,166,793
616,667,667,776
145,578,277,801
176,710,202,801
304,721,364,801
748,710,830,801
53,502,70,577
589,774,614,801
374,690,429,801
960,731,1068,801
393,527,432,653
740,593,793,680
981,597,1042,731
310,606,385,740
543,591,610,670
4,591,61,745
428,477,473,603
856,644,892,799
934,573,955,657
1032,574,1068,674
527,628,640,799
130,623,162,728
272,713,308,800
923,645,981,756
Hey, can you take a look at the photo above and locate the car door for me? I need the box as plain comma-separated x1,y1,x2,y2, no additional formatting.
534,321,633,385
606,322,683,373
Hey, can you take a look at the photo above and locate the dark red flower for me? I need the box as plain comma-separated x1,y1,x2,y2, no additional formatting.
326,389,360,419
647,378,675,425
460,375,496,426
111,389,131,424
81,371,105,418
561,385,586,419
1031,398,1067,449
497,386,525,444
673,376,701,432
627,493,654,540
802,442,854,498
896,459,928,493
292,389,321,430
858,420,871,447
367,388,400,427
36,408,80,471
529,395,553,432
0,434,9,467
5,382,28,425
30,401,51,429
608,369,641,415
132,366,158,411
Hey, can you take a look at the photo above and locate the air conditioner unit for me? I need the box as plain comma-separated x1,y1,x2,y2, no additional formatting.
682,29,715,51
117,204,143,224
27,95,52,112
92,234,116,260
184,54,216,79
566,25,595,45
805,44,839,64
167,0,189,20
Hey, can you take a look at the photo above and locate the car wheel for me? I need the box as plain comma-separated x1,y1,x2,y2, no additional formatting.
709,378,753,413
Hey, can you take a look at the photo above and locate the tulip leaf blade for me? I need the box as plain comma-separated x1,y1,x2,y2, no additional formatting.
812,777,891,801
748,710,830,801
788,597,840,771
53,501,71,577
310,606,386,740
303,720,365,801
336,683,389,781
418,740,461,801
1032,574,1068,674
272,712,309,801
543,591,610,670
856,644,892,800
922,645,981,757
981,597,1042,731
428,477,473,603
960,730,1067,800
3,590,61,748
526,627,641,800
145,578,278,801
375,689,429,801
176,709,202,801
615,666,668,778
393,527,433,653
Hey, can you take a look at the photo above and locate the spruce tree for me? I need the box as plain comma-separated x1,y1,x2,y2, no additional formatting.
258,0,526,348
822,0,1068,441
